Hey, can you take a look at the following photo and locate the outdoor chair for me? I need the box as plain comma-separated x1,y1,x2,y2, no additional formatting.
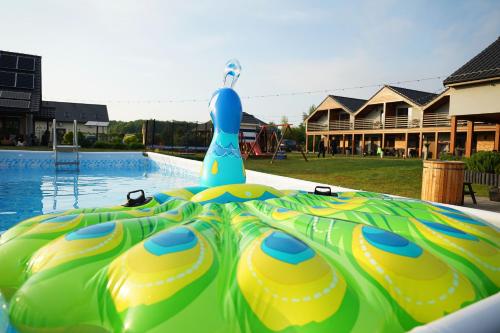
462,182,477,205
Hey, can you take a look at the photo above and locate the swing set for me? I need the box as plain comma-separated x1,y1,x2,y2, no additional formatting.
239,123,308,163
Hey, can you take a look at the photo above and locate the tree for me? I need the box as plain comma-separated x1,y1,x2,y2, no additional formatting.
280,115,289,125
302,104,316,121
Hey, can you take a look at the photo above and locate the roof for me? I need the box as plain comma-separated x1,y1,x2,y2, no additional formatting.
329,95,367,113
387,85,437,105
241,112,267,126
41,101,109,123
444,37,500,85
193,112,266,130
423,88,450,111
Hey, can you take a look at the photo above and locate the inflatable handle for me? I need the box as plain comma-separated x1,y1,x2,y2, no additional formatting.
313,186,338,197
125,190,147,207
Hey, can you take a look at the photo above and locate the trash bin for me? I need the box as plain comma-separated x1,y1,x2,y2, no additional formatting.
421,160,464,205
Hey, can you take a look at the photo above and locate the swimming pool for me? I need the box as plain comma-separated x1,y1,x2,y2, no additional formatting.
0,151,199,231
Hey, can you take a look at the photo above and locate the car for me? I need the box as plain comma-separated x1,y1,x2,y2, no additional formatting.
279,139,297,152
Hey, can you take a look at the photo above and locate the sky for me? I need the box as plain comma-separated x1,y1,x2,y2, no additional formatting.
1,0,499,124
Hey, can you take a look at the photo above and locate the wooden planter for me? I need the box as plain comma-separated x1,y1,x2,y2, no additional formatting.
489,188,500,202
421,160,464,205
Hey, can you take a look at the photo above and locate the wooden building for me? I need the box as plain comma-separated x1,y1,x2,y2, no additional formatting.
305,37,500,158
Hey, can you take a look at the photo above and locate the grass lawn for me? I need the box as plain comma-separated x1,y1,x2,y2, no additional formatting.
162,151,490,199
245,154,425,198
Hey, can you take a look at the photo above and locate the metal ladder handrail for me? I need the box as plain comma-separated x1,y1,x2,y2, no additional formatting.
53,119,80,171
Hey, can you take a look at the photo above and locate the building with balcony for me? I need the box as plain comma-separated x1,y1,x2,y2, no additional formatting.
305,36,500,158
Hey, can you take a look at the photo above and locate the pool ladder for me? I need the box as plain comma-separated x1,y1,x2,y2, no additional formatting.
53,119,80,172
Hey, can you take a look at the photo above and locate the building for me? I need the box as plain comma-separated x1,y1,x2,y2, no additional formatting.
0,50,109,146
0,51,42,144
240,112,267,143
305,37,500,158
35,101,109,144
195,111,267,144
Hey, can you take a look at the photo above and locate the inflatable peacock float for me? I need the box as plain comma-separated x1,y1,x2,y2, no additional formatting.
0,60,498,333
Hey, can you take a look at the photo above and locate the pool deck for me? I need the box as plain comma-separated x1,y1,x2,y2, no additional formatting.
463,196,500,213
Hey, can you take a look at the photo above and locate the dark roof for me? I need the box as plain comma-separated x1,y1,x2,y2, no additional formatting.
444,37,500,85
41,101,109,123
241,112,267,126
387,85,437,105
329,95,367,113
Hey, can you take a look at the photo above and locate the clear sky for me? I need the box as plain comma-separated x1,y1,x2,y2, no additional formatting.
1,0,499,124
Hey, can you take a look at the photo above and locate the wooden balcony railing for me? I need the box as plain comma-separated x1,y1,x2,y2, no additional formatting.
307,122,328,132
354,119,382,130
422,114,450,127
384,116,409,129
422,114,467,127
329,120,351,130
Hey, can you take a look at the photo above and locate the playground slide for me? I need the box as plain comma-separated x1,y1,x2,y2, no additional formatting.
251,142,263,155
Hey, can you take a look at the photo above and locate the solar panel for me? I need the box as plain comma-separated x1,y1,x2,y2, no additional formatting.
0,90,31,100
0,54,17,69
0,71,16,87
0,98,30,108
16,73,34,89
17,57,35,71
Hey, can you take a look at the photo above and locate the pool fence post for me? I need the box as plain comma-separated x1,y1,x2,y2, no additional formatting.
152,119,156,147
52,118,56,150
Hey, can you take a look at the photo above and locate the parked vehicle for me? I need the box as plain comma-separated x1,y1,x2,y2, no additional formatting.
280,139,297,152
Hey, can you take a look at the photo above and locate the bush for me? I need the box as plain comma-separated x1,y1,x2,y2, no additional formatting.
93,141,111,149
123,134,139,145
465,151,500,174
128,142,145,150
112,142,127,150
63,131,74,145
439,153,461,161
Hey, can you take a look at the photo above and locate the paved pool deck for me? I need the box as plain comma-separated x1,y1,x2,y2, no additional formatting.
463,196,500,213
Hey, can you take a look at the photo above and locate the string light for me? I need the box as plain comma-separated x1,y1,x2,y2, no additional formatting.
45,67,499,105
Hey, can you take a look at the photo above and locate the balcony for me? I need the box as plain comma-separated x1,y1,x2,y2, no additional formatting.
307,122,328,132
422,114,467,127
354,119,382,130
384,116,408,129
329,120,351,130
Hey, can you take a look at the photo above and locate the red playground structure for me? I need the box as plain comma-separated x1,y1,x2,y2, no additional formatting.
239,123,308,163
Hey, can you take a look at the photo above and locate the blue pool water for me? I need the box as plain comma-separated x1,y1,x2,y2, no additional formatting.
0,167,199,231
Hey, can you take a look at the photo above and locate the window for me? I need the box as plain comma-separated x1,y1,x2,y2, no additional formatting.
17,57,35,71
16,73,34,89
0,55,17,69
0,71,16,87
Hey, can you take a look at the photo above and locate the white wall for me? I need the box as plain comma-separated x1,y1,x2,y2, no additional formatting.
450,83,500,116
34,121,108,140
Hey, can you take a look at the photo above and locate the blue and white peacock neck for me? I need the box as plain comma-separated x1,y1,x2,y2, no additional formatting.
200,87,246,187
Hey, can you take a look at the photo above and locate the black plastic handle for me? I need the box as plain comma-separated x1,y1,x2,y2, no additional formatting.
127,189,145,202
313,186,338,197
314,186,331,196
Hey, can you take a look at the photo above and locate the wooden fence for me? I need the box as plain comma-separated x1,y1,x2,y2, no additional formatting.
464,170,500,187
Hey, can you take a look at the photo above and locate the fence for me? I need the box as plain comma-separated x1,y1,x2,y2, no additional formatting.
143,120,212,151
464,170,500,187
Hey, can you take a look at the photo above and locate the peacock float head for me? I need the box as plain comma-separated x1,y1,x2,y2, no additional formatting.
200,60,246,187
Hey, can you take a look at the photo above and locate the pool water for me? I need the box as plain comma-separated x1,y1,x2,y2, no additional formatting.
0,168,199,231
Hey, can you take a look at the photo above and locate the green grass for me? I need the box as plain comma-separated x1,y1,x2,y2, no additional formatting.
244,154,424,198
156,151,491,199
